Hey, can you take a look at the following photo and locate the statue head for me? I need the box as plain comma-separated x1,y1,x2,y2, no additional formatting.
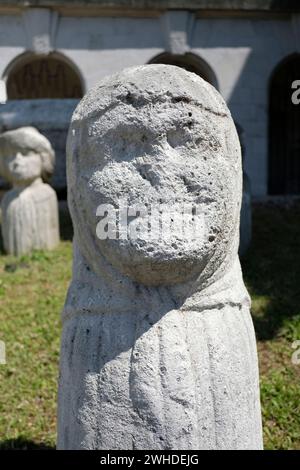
67,65,242,287
0,126,55,187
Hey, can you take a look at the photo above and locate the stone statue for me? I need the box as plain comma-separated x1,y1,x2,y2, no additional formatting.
0,126,59,255
57,65,263,450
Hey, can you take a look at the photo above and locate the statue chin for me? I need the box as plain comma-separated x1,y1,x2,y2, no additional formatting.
95,236,209,286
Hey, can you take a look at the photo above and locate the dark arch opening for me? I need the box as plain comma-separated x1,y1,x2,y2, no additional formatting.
5,53,84,100
268,53,300,195
148,52,218,89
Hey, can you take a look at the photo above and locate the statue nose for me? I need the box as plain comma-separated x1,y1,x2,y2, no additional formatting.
15,152,23,161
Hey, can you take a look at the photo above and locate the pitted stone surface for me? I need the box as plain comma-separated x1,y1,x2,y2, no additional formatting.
57,64,263,450
0,127,60,255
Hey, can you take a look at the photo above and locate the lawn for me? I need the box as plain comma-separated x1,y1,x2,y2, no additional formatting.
0,203,299,450
243,202,300,450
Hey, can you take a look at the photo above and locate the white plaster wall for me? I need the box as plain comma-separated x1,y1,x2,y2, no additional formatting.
56,16,165,88
192,18,296,196
0,15,26,76
0,11,297,196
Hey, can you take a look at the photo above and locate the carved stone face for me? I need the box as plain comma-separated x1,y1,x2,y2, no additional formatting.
2,144,42,186
0,127,55,186
69,65,241,286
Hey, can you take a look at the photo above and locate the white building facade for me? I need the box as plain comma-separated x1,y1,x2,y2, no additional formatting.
0,0,299,197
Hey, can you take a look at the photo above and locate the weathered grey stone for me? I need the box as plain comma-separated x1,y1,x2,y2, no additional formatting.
57,64,263,450
0,126,60,255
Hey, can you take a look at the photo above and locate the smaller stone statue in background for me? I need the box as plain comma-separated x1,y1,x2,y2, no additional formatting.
0,126,59,255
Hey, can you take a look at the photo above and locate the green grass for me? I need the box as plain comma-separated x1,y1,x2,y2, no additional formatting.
0,203,299,450
0,243,71,449
243,202,300,450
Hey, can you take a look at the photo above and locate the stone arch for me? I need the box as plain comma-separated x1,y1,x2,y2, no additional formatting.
3,52,84,99
268,53,300,195
148,52,218,89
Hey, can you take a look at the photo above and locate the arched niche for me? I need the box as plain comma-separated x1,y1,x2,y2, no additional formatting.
268,53,300,195
148,52,218,89
3,52,84,100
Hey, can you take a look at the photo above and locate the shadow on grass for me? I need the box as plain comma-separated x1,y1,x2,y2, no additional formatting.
242,201,300,341
0,438,55,450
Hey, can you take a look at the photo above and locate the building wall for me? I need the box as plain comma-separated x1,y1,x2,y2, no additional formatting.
0,9,298,197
